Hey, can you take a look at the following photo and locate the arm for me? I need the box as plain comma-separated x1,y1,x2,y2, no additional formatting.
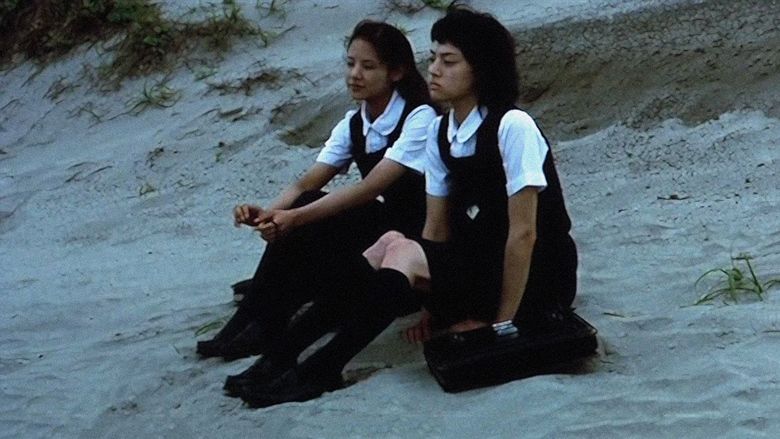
495,186,539,322
402,195,449,343
268,162,339,211
252,163,338,240
261,104,436,235
280,158,407,228
289,104,436,225
234,163,336,227
269,108,354,211
421,195,450,242
238,163,336,231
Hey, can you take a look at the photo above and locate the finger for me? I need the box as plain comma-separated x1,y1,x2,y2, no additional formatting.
402,327,415,344
422,324,431,342
256,222,274,232
411,327,421,344
259,229,273,242
241,205,252,222
233,205,242,226
254,205,265,218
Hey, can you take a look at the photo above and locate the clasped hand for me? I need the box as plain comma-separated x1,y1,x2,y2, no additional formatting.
233,204,298,243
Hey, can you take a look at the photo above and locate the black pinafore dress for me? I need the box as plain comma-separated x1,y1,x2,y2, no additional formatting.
421,108,578,327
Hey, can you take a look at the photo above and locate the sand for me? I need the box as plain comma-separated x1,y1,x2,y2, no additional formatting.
2,0,779,437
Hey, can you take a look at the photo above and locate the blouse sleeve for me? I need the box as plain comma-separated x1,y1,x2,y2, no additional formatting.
424,116,450,197
383,104,438,174
315,109,358,171
497,110,549,196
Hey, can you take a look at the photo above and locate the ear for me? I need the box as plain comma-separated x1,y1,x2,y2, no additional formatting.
389,66,405,83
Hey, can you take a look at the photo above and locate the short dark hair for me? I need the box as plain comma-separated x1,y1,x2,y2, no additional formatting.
431,7,519,110
348,20,433,109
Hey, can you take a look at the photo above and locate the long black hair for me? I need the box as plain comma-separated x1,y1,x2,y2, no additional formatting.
431,7,519,110
348,20,434,110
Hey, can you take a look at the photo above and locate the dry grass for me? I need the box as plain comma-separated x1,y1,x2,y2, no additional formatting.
1,0,269,81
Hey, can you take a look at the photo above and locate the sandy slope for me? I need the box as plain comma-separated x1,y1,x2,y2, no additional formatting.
1,0,779,437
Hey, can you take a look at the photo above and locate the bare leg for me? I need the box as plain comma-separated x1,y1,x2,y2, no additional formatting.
375,236,431,291
365,234,435,342
362,231,405,270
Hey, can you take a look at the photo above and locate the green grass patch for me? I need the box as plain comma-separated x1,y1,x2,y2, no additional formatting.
195,316,226,336
694,253,780,305
1,0,269,81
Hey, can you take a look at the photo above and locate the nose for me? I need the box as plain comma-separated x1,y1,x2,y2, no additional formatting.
427,58,439,77
349,64,362,79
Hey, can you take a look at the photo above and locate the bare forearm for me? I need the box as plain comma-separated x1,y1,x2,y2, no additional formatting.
496,232,536,322
268,185,306,211
421,195,450,242
267,163,338,211
290,159,405,228
291,182,378,227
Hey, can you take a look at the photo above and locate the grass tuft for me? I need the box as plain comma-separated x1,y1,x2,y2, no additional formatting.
693,253,780,305
1,0,269,82
127,80,180,114
194,317,226,336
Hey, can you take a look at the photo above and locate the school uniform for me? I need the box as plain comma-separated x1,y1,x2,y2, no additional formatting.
312,89,433,241
252,91,435,317
201,92,435,360
252,90,435,289
421,106,577,327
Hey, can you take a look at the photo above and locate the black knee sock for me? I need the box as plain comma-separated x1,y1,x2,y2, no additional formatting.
210,304,255,342
298,268,419,380
264,302,337,364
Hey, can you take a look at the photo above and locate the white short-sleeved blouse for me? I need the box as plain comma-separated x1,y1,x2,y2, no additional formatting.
425,106,549,197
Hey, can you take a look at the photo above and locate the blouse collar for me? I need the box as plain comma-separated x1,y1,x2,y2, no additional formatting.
360,90,405,136
447,105,487,144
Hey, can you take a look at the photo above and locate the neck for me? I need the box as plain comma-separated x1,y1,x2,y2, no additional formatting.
364,92,393,122
451,95,479,125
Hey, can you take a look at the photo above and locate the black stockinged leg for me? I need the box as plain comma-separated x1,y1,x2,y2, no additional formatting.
196,303,257,359
240,268,418,408
224,301,338,397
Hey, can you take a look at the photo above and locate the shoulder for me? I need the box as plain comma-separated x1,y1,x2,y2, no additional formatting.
498,108,538,131
344,108,359,121
404,104,438,124
427,114,444,135
335,108,360,127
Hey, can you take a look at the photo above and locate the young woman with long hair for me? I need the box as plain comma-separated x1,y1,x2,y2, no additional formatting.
196,21,436,367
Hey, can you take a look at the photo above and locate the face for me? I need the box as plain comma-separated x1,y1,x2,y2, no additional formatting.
345,38,397,103
427,42,476,107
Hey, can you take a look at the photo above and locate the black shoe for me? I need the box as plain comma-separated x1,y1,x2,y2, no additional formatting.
240,368,343,409
223,355,294,397
196,338,227,358
231,279,254,304
220,321,271,361
197,305,255,359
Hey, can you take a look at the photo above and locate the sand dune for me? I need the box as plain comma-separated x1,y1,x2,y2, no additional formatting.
1,0,779,437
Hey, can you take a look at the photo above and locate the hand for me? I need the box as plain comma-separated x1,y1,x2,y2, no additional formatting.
233,204,264,227
402,310,432,344
255,209,299,243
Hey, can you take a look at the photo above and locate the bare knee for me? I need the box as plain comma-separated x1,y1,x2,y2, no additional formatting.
381,238,429,288
383,238,418,260
363,231,406,270
377,230,405,246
